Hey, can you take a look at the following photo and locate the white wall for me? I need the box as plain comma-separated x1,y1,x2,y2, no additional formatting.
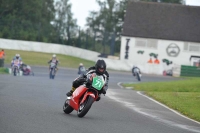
120,36,200,74
0,38,135,71
0,38,100,62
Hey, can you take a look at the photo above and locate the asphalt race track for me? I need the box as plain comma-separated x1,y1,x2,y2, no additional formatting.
0,66,200,133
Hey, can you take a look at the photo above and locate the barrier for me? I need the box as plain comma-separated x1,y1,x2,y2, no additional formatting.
6,68,22,76
180,65,200,77
7,68,12,74
172,64,181,77
0,38,100,62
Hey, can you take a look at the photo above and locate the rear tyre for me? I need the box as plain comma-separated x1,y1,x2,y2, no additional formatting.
63,99,74,114
77,96,94,118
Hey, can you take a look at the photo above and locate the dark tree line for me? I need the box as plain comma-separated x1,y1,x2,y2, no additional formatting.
0,0,183,55
0,0,55,42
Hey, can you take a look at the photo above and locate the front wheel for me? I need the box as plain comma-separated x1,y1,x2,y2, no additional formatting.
136,73,141,81
77,96,94,118
63,99,74,114
49,69,53,79
50,68,55,79
13,68,17,76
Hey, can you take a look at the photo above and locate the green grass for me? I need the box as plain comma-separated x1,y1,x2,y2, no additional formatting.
0,67,9,74
123,78,200,92
122,78,200,122
3,49,95,69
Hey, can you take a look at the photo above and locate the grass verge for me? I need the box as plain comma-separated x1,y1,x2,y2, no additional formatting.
122,77,200,122
3,49,95,69
0,67,9,74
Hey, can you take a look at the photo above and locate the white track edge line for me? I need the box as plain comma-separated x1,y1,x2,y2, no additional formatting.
137,92,200,125
117,82,200,125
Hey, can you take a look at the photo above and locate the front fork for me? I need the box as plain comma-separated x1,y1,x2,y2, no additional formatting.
80,92,96,105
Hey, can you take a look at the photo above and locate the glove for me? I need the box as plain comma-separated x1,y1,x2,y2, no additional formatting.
102,89,106,95
86,73,95,84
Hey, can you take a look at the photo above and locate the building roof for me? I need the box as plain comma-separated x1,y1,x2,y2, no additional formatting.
122,1,200,43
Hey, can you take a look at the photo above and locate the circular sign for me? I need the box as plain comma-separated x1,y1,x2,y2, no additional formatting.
166,43,180,57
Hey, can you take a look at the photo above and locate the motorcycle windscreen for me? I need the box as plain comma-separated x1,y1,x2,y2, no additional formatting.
134,68,139,73
80,66,86,72
91,76,105,90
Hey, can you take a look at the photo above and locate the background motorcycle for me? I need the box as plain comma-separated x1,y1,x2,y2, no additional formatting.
49,62,56,79
63,74,106,118
132,68,142,81
20,64,34,76
78,66,86,75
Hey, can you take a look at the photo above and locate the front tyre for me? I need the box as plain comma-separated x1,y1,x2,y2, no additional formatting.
137,73,141,81
50,69,52,79
52,68,56,79
77,96,94,118
14,68,17,76
63,99,74,114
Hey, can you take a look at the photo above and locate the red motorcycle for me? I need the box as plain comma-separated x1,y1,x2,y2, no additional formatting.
63,74,106,118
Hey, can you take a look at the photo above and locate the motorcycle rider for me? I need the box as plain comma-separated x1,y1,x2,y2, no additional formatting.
20,63,31,75
78,63,86,75
48,54,59,73
132,65,141,76
66,59,109,101
11,54,22,67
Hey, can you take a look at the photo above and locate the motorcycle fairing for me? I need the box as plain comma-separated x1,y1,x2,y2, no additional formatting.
79,91,95,105
69,85,88,110
50,62,56,68
133,68,139,73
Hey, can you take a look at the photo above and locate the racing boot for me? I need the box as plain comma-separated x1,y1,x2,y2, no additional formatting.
66,87,76,96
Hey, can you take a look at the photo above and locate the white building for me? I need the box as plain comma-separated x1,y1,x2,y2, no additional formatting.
120,1,200,75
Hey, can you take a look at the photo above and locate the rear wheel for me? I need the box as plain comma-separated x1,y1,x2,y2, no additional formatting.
63,99,74,114
77,96,94,118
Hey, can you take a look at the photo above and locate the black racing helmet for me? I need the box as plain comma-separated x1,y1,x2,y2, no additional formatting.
95,59,106,75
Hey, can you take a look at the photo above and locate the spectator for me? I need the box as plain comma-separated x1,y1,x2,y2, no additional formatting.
0,49,5,67
0,49,5,59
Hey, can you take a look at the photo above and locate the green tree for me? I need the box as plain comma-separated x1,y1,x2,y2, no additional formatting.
53,0,78,45
85,0,119,55
0,0,55,42
140,0,183,4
